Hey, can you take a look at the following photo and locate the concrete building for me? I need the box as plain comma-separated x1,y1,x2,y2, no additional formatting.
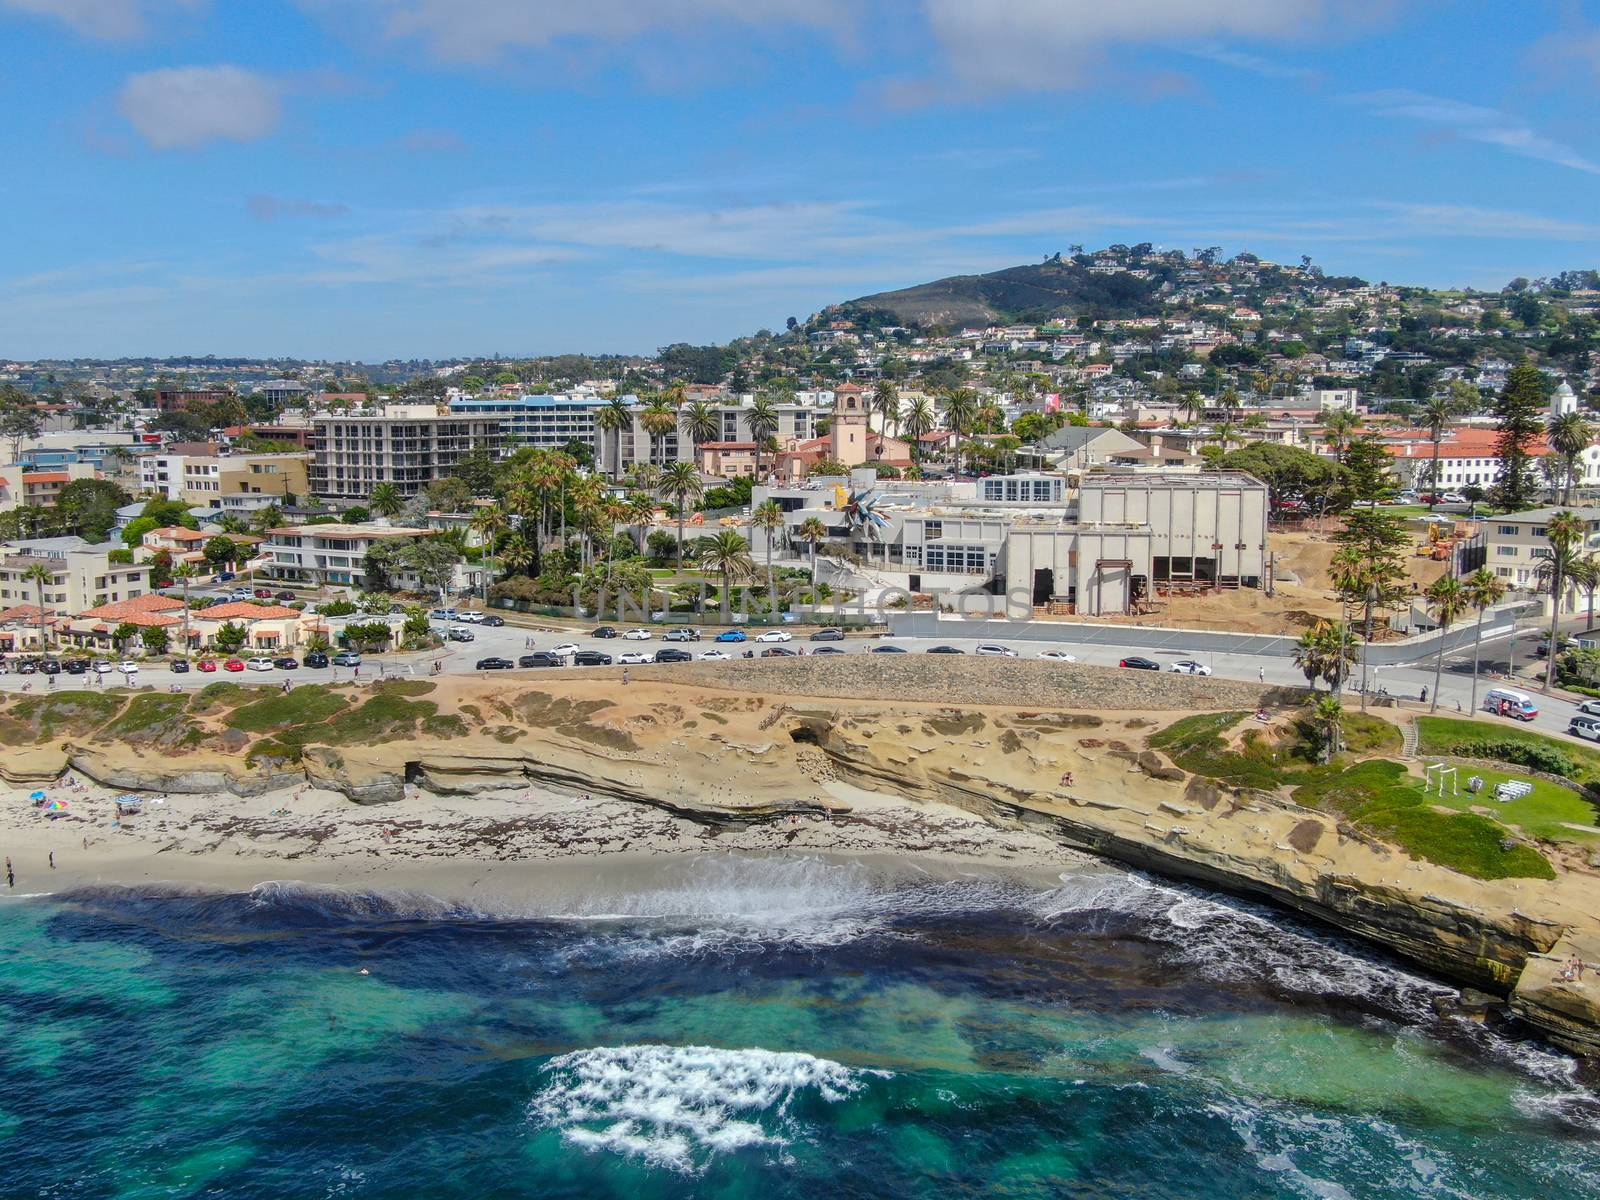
140,445,309,505
1482,506,1600,603
0,536,153,619
1033,425,1145,472
448,393,609,452
307,406,503,502
261,522,434,590
594,403,819,477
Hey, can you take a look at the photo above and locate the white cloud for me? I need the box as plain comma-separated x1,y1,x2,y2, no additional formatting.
0,0,201,39
117,65,282,150
919,0,1367,92
1344,89,1600,176
303,0,851,64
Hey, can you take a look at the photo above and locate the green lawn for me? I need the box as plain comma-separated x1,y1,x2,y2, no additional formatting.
1427,763,1600,844
1416,716,1600,783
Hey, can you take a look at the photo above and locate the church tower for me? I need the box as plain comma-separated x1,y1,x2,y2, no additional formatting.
830,383,869,466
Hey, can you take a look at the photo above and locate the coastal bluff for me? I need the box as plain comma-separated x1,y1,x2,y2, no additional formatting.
2,661,1598,1057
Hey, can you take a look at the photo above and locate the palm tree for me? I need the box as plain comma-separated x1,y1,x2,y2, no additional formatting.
1547,411,1594,506
1459,568,1506,710
941,388,978,475
469,506,508,602
1423,575,1468,713
680,400,720,461
22,563,52,657
174,561,199,657
747,395,779,483
625,492,656,553
659,461,704,570
1292,623,1330,691
872,379,899,438
1179,391,1207,425
369,482,403,519
700,529,754,618
1536,510,1588,693
499,530,537,578
596,395,633,483
797,515,828,586
1312,695,1344,763
1419,393,1462,510
1321,408,1358,467
628,462,662,495
751,500,785,620
901,396,935,464
640,398,677,468
525,450,568,556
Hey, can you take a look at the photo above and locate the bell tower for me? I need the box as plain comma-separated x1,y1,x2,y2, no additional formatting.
831,383,868,466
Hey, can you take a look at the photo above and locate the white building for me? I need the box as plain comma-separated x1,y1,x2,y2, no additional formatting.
308,405,503,502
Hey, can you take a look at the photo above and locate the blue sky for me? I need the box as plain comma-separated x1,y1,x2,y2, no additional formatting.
2,0,1599,360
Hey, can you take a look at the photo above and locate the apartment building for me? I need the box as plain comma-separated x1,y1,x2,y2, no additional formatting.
1482,506,1600,607
308,405,502,502
0,536,153,618
593,403,818,477
261,522,433,589
140,444,309,504
448,393,610,452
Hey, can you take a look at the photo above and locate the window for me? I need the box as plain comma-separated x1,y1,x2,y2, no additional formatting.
1495,546,1517,557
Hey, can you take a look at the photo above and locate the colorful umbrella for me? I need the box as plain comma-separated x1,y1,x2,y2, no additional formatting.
45,798,68,811
29,790,45,801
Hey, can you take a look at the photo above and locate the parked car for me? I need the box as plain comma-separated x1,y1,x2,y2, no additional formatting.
1440,492,1466,504
1578,699,1600,717
974,644,1017,657
170,659,190,673
1570,715,1600,742
550,643,581,657
447,627,475,642
428,608,453,621
254,588,274,599
1037,649,1077,662
592,626,619,639
39,659,61,675
118,661,139,674
715,629,748,643
197,659,218,673
275,591,296,601
223,659,246,672
62,658,87,675
617,651,654,665
869,645,907,653
926,646,964,654
655,647,694,663
664,628,701,642
303,651,329,668
332,651,361,667
809,628,844,641
246,656,274,672
1169,660,1212,676
811,646,845,654
456,611,485,624
481,615,505,627
518,652,563,668
699,649,733,661
476,656,516,670
15,659,37,674
573,650,613,666
274,656,299,670
755,630,792,643
93,660,114,674
1119,656,1161,671
760,647,797,657
622,628,652,640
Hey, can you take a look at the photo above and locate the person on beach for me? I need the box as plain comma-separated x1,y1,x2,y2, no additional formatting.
1258,667,1265,683
5,857,13,888
621,668,629,685
48,851,54,870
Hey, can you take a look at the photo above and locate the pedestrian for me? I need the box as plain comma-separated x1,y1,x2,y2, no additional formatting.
1258,666,1265,683
1421,686,1428,704
622,668,630,685
48,851,54,870
5,857,12,889
353,665,360,680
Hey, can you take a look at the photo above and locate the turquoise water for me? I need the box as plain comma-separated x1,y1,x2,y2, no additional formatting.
1,856,1597,1198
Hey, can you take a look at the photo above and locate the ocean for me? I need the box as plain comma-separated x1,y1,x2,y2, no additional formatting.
2,854,1596,1199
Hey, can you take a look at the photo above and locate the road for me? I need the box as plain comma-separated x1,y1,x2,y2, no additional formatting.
4,608,1592,744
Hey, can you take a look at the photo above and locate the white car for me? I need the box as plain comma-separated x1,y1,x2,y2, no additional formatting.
1037,649,1077,663
617,650,654,665
1578,699,1600,717
975,644,1017,657
622,628,652,641
699,649,733,661
94,660,115,674
456,610,485,624
550,643,580,657
246,656,275,672
118,661,139,674
1169,660,1212,676
755,630,792,643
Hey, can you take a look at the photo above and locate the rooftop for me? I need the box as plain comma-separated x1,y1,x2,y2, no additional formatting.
200,601,303,620
267,523,430,539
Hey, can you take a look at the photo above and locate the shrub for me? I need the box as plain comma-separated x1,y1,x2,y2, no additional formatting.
1450,739,1575,777
107,548,134,565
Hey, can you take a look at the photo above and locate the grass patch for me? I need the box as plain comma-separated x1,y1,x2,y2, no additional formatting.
1417,717,1600,783
420,714,468,739
1148,712,1289,788
372,679,436,698
1338,711,1403,756
101,693,192,739
1429,763,1599,844
322,693,438,746
7,692,126,740
226,686,348,734
1293,760,1555,880
245,737,303,766
191,682,248,713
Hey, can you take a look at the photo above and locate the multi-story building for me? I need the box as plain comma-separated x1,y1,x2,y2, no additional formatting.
448,393,610,452
0,536,153,619
139,444,309,505
1482,506,1600,606
594,403,819,477
261,522,434,589
154,388,232,413
308,405,502,502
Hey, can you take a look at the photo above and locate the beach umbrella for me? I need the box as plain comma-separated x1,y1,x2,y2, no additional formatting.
29,790,45,801
45,798,68,811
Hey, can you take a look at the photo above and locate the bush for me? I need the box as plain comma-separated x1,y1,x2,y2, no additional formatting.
318,599,356,617
1451,739,1576,777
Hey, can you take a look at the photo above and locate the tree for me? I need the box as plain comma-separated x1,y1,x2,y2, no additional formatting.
796,515,828,585
1320,409,1358,467
1419,392,1464,509
901,396,935,463
343,621,394,653
700,529,755,617
1292,623,1329,691
22,563,52,654
55,478,129,543
624,492,656,553
1332,509,1410,707
214,622,248,654
1217,444,1338,515
470,506,508,602
872,379,899,437
645,528,679,565
596,395,632,483
1461,483,1486,518
941,388,978,474
1312,696,1344,763
369,482,404,519
640,397,677,467
140,624,170,656
1536,511,1589,693
1342,434,1396,507
174,562,199,657
406,537,462,595
121,515,161,549
1423,575,1468,713
751,500,785,618
203,536,238,566
659,462,704,570
426,476,474,514
679,399,720,456
1462,567,1507,717
1492,360,1548,512
811,457,849,478
0,394,43,462
747,394,779,483
1547,411,1593,505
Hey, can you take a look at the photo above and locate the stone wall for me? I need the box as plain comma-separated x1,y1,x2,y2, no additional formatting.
632,655,1296,712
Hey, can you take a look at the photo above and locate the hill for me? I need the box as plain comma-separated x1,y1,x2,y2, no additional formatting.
841,256,1176,327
